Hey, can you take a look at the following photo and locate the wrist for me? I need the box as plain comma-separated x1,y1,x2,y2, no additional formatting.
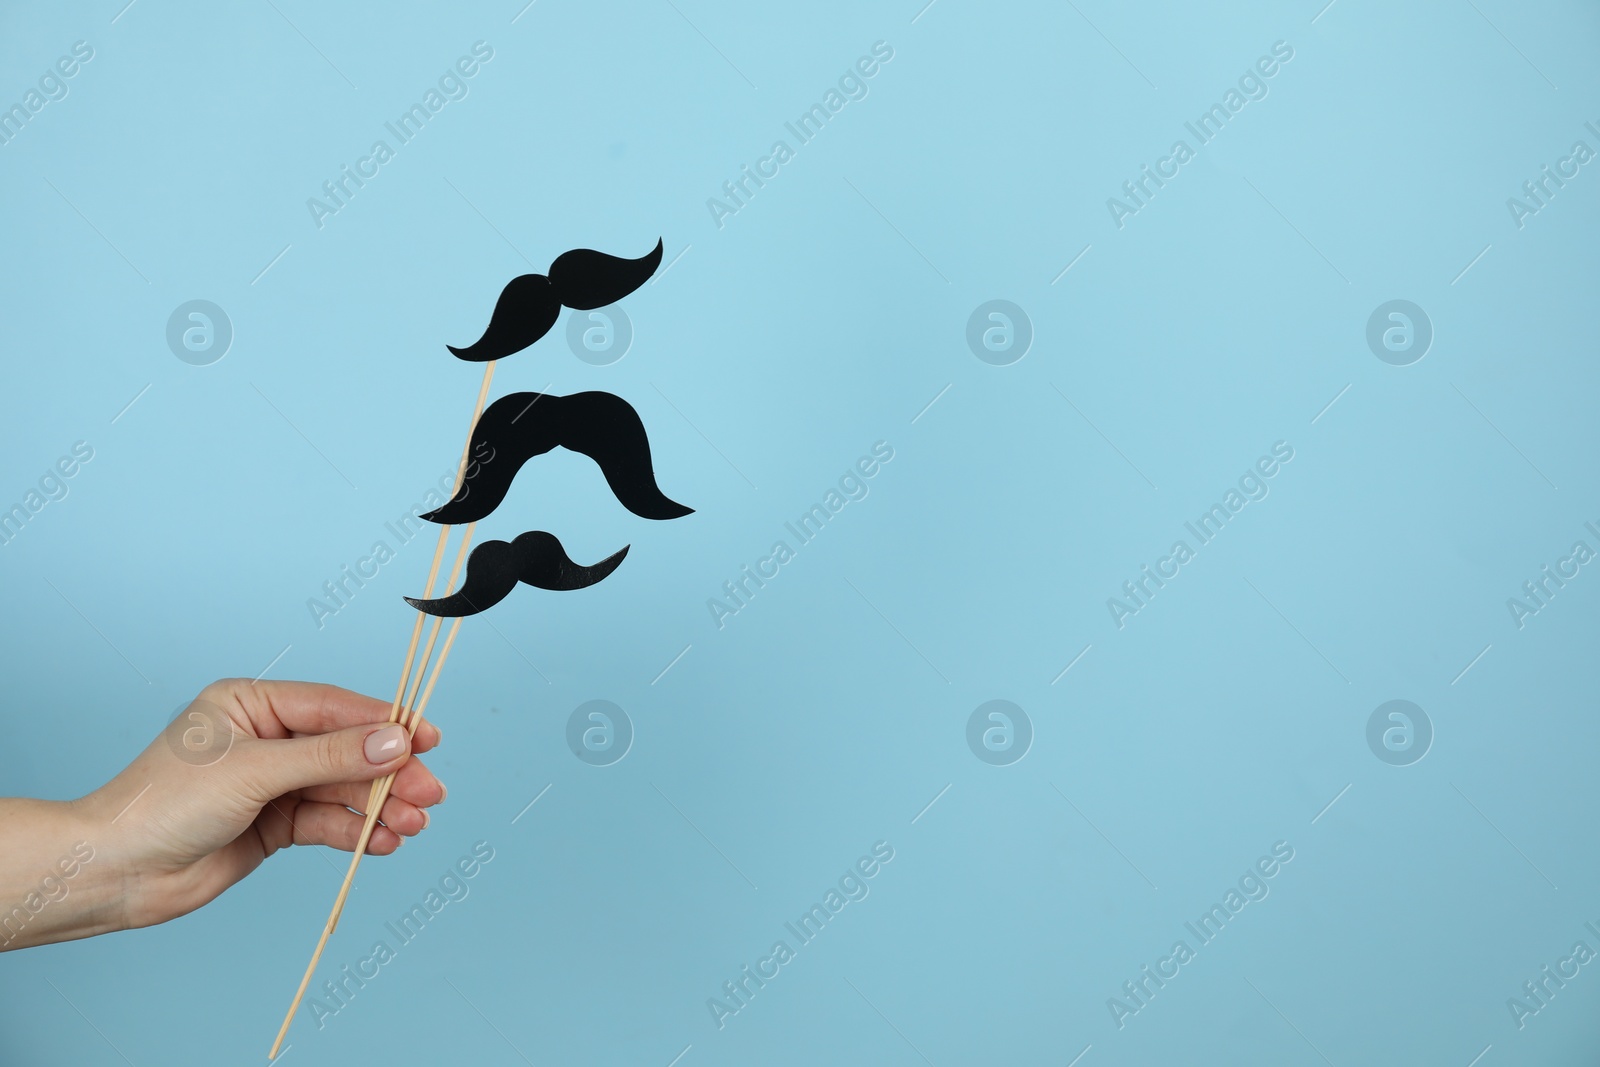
0,797,129,950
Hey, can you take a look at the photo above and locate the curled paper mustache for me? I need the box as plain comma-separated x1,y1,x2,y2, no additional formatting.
447,239,664,361
405,532,629,617
420,390,693,525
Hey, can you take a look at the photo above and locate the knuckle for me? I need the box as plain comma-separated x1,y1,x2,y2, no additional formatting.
197,678,243,705
311,732,349,779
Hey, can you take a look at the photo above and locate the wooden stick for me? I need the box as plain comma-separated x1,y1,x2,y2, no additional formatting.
336,403,488,902
355,532,451,817
270,362,494,1059
314,595,471,959
392,575,471,744
355,359,497,817
408,616,466,736
326,522,474,931
268,539,472,1060
266,541,467,1062
372,570,471,814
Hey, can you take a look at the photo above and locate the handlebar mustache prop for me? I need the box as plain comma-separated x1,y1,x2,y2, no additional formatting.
404,531,629,617
420,390,693,524
446,239,664,362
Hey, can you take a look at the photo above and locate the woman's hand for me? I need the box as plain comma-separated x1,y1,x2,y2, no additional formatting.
0,679,446,950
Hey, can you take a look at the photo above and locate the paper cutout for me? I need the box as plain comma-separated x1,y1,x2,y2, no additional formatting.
404,531,629,617
420,390,693,524
447,239,664,362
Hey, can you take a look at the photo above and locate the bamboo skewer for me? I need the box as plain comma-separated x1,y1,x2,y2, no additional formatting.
327,522,475,931
269,362,495,1059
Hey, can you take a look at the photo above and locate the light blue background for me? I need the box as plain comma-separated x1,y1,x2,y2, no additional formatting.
3,1,1599,1064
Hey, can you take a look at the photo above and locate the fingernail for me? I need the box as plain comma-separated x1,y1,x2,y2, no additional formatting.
365,724,406,765
439,782,448,803
421,809,431,829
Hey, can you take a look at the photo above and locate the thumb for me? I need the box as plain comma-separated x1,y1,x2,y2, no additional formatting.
229,722,411,803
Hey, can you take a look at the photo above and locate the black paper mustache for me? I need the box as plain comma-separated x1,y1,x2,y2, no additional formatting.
447,240,664,361
420,390,693,525
405,532,628,617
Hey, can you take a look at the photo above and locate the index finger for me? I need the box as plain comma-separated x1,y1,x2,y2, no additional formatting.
217,679,443,751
